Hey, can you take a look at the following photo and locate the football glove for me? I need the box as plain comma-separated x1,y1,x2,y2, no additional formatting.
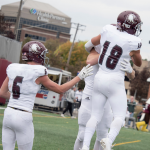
120,59,132,73
78,64,93,80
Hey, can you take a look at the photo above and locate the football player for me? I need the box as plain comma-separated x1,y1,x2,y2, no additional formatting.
74,45,113,150
75,44,135,150
81,10,142,150
136,98,150,132
0,41,93,150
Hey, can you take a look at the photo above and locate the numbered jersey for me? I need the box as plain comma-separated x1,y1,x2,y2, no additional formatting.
7,63,48,112
98,24,142,76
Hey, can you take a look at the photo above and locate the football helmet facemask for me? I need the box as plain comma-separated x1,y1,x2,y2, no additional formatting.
22,41,49,65
117,10,143,36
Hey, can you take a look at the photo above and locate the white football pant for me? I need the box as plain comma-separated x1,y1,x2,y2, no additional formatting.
74,93,113,150
2,107,34,150
83,71,127,147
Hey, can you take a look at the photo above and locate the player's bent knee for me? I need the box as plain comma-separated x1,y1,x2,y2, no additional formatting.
78,106,91,126
77,125,85,141
77,130,85,141
112,117,124,129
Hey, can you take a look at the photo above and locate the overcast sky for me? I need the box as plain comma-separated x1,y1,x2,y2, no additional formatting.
0,0,150,60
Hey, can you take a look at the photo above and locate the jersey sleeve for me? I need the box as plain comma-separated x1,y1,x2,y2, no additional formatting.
94,44,101,54
128,37,142,52
33,66,48,81
6,64,17,79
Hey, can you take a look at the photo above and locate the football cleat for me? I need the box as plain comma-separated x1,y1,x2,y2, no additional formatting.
100,138,112,150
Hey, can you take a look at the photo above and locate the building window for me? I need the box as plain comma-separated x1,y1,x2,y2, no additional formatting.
25,34,46,41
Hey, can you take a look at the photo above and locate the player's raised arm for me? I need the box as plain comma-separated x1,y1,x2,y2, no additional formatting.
85,34,101,53
0,77,10,99
36,64,93,94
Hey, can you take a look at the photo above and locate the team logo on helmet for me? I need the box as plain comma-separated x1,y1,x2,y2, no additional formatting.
126,14,137,24
29,44,40,54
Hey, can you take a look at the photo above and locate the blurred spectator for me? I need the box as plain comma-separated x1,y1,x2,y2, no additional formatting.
54,78,59,84
75,88,82,108
61,86,76,118
137,108,145,121
50,76,53,80
125,106,136,128
127,96,136,126
134,100,143,121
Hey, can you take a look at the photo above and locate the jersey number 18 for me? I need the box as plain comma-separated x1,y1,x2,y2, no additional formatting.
99,41,123,69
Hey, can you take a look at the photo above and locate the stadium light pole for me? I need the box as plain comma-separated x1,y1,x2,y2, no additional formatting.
65,23,86,71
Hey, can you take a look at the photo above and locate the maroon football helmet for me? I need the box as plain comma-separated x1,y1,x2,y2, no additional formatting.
117,10,142,36
22,41,48,65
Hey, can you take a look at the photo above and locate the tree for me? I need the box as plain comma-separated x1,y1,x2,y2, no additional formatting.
130,67,150,102
21,37,31,48
54,41,89,75
0,13,15,39
44,39,65,68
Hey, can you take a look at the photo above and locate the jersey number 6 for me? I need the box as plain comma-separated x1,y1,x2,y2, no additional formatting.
12,76,24,99
99,41,123,70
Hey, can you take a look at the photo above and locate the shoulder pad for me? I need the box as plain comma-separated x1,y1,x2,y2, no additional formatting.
129,37,142,51
34,65,48,77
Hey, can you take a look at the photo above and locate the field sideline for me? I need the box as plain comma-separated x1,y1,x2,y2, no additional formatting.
0,108,149,150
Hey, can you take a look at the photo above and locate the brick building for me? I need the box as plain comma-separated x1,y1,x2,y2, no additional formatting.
0,0,71,42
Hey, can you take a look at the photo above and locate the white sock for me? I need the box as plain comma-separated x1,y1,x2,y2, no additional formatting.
108,118,123,144
83,127,95,148
74,138,83,150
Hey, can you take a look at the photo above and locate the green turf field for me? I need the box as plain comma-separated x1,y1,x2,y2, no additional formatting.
0,108,149,150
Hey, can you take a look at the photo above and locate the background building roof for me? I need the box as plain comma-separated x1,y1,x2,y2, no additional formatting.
2,0,70,18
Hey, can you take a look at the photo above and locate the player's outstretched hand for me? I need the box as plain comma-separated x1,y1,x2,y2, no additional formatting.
120,59,132,73
78,64,93,80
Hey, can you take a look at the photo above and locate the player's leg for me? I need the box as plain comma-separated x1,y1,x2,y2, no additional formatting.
94,102,113,150
74,94,92,150
102,79,127,147
82,92,107,149
74,125,85,150
18,141,33,150
141,113,149,132
61,102,70,117
2,108,16,150
15,111,34,150
68,102,73,116
2,128,16,150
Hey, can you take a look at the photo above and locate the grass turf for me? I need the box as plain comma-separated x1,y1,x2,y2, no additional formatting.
0,108,149,150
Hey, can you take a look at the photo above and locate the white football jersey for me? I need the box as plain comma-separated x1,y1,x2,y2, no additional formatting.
83,44,101,95
7,63,48,112
99,24,142,76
